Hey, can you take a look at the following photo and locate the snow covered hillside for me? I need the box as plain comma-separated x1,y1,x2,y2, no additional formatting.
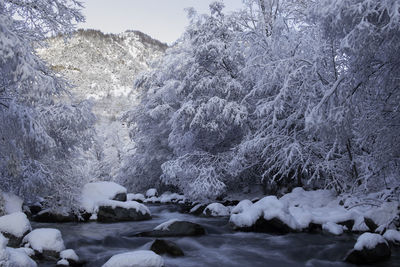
37,29,168,180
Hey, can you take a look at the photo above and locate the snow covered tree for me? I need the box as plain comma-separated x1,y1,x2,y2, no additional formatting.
0,0,95,211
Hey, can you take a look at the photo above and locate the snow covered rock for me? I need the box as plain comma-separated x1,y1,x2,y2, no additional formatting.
32,209,77,223
146,188,158,198
144,196,161,204
189,203,207,215
127,193,145,203
59,248,81,266
102,250,164,267
230,196,298,233
159,192,185,204
81,182,128,213
345,233,391,264
150,239,184,257
22,228,65,260
97,200,151,222
5,247,37,267
57,259,70,266
322,222,344,235
0,212,31,247
383,229,400,246
137,219,205,237
203,203,230,217
0,192,24,215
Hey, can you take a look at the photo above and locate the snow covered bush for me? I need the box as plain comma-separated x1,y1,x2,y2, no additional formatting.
0,0,96,211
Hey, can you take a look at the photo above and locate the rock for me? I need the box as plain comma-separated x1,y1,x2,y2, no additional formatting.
189,204,207,215
137,220,206,237
150,239,184,257
337,219,354,231
252,217,295,234
345,232,391,264
0,212,32,247
32,210,76,223
23,228,65,261
345,242,391,264
305,223,322,233
364,217,379,232
203,203,230,217
97,203,151,222
112,192,127,202
383,229,400,246
28,203,42,215
1,231,29,248
222,200,240,206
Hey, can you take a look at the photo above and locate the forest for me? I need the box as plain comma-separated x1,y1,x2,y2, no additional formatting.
1,0,400,266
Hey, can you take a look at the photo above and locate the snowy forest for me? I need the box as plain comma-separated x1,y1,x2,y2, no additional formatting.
1,0,400,266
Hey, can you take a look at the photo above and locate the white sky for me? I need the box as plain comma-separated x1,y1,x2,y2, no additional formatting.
78,0,244,44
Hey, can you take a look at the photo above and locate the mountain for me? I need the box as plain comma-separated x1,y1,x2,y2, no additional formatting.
37,29,168,180
37,29,168,119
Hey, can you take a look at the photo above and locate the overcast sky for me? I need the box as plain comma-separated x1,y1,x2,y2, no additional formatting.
78,0,244,44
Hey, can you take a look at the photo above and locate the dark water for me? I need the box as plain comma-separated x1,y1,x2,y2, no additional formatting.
33,204,400,267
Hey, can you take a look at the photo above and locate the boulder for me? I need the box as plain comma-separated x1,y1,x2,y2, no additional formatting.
345,233,391,264
112,193,127,202
146,188,158,198
32,210,76,223
203,203,230,217
0,212,31,247
22,228,65,261
364,217,379,232
137,220,205,237
150,239,184,257
337,219,354,231
103,250,164,267
248,217,295,234
189,204,207,215
97,201,151,222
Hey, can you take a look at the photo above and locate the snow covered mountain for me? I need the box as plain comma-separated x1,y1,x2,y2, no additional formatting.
37,29,167,119
37,29,168,180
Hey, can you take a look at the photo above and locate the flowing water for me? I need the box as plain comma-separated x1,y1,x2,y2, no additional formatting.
33,204,400,267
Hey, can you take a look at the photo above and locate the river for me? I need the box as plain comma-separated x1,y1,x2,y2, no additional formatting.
33,204,400,266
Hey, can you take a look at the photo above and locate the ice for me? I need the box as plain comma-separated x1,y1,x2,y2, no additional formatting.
81,182,127,213
322,222,344,235
0,212,31,237
383,229,400,244
204,203,230,216
145,188,158,198
60,249,79,261
102,250,164,267
154,219,180,231
354,233,387,251
22,228,65,253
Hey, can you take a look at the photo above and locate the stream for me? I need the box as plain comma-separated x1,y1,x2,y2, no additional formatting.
33,204,400,267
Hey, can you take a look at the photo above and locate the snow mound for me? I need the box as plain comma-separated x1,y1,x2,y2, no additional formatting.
231,200,252,214
154,219,180,231
22,228,65,253
204,203,230,216
145,188,158,198
81,182,127,213
354,233,387,251
383,229,400,244
2,192,24,215
127,193,145,202
60,249,79,261
98,200,151,215
322,222,344,235
6,247,37,267
0,212,31,237
102,250,164,267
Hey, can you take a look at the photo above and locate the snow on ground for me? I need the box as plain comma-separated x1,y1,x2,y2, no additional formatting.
97,200,151,215
2,192,23,214
0,212,31,237
383,229,400,244
127,193,145,202
354,233,387,250
154,219,180,231
229,187,392,232
102,250,164,267
81,182,127,213
322,222,344,235
60,249,79,261
204,203,230,216
146,188,158,198
22,228,65,253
